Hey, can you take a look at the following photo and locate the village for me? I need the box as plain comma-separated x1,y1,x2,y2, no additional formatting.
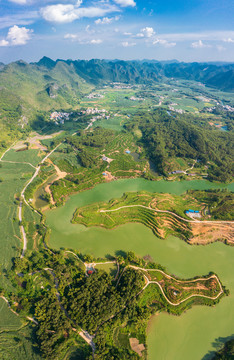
49,107,110,126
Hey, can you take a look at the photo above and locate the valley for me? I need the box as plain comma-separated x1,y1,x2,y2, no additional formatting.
0,59,233,360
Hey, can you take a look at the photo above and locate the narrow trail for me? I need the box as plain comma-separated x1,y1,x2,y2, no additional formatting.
94,263,223,334
100,204,234,225
0,296,19,317
19,143,62,257
184,159,197,174
19,118,97,256
0,160,36,169
7,117,227,353
0,142,16,161
128,265,224,306
44,160,67,205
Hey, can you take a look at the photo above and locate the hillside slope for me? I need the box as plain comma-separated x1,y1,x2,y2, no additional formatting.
34,58,234,91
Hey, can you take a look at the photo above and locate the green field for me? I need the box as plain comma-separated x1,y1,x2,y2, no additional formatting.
0,162,34,286
94,263,118,277
0,151,43,340
0,298,22,331
0,61,233,359
0,325,41,360
3,149,42,167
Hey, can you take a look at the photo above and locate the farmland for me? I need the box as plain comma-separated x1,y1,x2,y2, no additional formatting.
72,190,234,244
0,68,233,360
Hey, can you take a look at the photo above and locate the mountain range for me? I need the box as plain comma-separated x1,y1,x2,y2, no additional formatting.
0,57,233,151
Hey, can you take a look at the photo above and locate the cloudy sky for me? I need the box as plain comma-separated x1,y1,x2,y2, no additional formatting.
0,0,234,63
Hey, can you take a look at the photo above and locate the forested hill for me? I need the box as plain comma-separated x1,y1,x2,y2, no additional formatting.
0,57,234,92
35,57,234,91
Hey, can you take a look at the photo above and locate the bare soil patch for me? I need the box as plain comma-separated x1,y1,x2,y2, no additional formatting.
190,222,234,245
129,338,145,357
45,160,67,205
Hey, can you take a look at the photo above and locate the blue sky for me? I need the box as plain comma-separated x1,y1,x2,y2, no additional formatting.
0,0,234,63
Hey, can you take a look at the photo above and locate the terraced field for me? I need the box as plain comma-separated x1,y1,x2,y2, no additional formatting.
50,131,149,206
72,191,199,241
72,191,234,244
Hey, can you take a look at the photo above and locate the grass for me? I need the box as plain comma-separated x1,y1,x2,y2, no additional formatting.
95,263,118,277
0,149,45,329
0,299,22,331
0,162,34,283
3,149,42,167
0,325,41,360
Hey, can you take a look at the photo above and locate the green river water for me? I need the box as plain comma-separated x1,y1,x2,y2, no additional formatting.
45,179,234,360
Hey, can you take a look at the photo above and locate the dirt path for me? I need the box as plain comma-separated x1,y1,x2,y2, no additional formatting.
19,143,62,257
0,142,16,161
128,265,223,306
18,117,98,256
100,204,234,225
45,160,67,205
0,296,19,317
0,160,36,169
184,159,197,174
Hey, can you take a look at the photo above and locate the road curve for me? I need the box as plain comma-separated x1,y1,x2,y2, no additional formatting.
128,265,223,306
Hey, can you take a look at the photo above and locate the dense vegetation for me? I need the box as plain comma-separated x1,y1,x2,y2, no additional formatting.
7,247,225,360
211,338,234,359
48,128,148,206
35,57,234,91
125,109,234,182
0,57,233,360
189,189,234,220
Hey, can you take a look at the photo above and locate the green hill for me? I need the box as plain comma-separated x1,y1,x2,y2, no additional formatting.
0,57,233,153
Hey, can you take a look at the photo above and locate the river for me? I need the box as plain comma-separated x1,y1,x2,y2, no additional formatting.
45,178,234,359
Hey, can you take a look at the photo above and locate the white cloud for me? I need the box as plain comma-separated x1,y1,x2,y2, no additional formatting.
95,15,120,25
64,34,102,45
64,33,78,40
7,25,33,45
223,37,234,43
158,31,234,42
0,25,33,46
113,0,136,7
89,39,102,44
123,32,132,36
153,39,176,48
191,40,211,48
121,41,136,47
40,2,119,23
41,4,78,23
137,27,155,38
0,39,9,47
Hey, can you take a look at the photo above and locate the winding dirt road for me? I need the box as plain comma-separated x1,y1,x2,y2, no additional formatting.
128,265,223,306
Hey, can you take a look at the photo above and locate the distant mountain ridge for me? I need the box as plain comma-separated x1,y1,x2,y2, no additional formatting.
0,57,233,100
31,57,234,91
